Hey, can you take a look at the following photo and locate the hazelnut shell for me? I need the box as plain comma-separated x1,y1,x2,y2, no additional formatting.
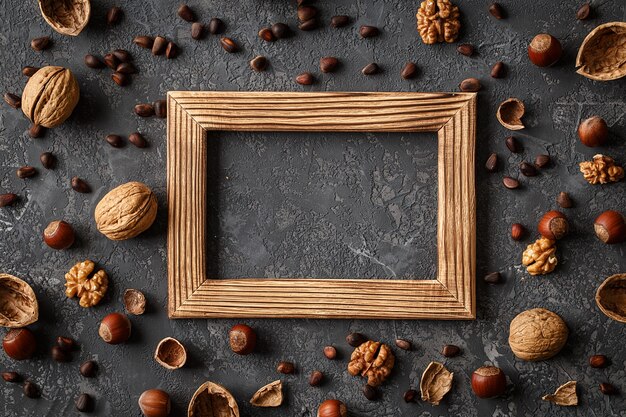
154,337,187,370
595,273,626,323
496,98,525,130
123,288,146,315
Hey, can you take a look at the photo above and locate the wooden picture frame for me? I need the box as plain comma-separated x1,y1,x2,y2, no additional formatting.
167,91,476,320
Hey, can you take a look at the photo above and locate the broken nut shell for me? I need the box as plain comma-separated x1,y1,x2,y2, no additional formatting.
123,289,146,315
154,337,187,370
0,273,38,328
595,273,626,323
38,0,91,36
188,381,239,417
250,380,283,407
420,361,453,405
496,98,525,130
576,22,626,81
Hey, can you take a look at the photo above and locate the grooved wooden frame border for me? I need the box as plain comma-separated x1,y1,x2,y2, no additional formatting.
167,91,476,320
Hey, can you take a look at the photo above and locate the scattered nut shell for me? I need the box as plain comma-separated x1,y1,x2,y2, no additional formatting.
250,380,283,407
576,22,626,81
420,361,453,405
542,381,578,406
188,381,239,417
0,273,38,328
595,273,626,323
38,0,91,36
123,289,146,315
496,98,525,130
154,337,187,370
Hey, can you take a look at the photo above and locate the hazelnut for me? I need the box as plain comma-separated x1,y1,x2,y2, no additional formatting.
589,354,608,368
98,312,131,344
138,389,171,417
228,323,256,355
511,223,525,241
309,370,323,386
323,345,337,359
317,399,347,417
3,328,37,360
43,220,75,250
578,116,608,147
538,210,568,240
594,210,626,244
528,34,562,67
471,366,507,398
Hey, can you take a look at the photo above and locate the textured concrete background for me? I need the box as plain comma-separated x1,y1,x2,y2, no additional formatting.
1,0,626,416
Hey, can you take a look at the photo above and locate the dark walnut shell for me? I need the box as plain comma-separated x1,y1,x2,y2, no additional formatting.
188,381,239,417
39,0,91,36
576,22,626,81
0,273,38,328
596,273,626,323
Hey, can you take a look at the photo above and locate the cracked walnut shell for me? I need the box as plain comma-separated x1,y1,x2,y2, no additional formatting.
21,66,80,129
347,340,395,387
0,273,38,328
509,308,568,361
65,260,108,307
250,380,283,407
39,0,91,36
579,154,624,184
95,182,158,240
188,381,239,417
522,237,557,276
542,381,578,406
416,0,461,44
420,361,453,405
576,22,626,81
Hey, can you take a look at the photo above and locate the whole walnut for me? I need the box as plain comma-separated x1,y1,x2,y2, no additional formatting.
509,308,568,361
347,340,395,386
95,182,158,240
21,66,79,128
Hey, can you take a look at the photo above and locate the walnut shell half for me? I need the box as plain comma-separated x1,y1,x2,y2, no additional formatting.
595,273,626,323
250,380,283,407
0,273,38,328
542,381,578,406
420,361,453,405
39,0,91,36
576,22,626,81
188,381,239,417
95,182,158,240
508,308,568,361
21,66,80,128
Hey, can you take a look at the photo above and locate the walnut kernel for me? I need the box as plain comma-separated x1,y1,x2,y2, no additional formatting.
522,237,557,275
416,0,461,44
347,340,395,387
65,260,108,307
579,154,624,184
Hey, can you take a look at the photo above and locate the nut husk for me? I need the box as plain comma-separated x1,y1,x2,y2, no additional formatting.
95,182,157,240
154,337,187,370
188,381,239,417
250,380,283,407
496,98,525,130
420,361,453,405
38,0,91,36
508,308,568,361
542,381,578,406
21,66,80,128
0,273,38,328
576,22,626,81
123,289,146,315
595,273,626,323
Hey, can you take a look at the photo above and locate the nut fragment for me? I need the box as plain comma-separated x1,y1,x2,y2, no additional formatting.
38,0,91,36
0,273,38,327
542,381,578,406
250,380,282,407
64,260,108,307
509,308,568,361
522,237,557,276
579,154,624,184
347,340,395,387
497,98,525,130
416,0,461,44
188,381,240,417
595,273,626,323
123,289,146,315
576,22,626,81
154,337,187,370
420,361,453,405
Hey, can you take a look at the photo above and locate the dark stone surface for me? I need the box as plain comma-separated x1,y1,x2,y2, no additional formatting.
1,1,625,416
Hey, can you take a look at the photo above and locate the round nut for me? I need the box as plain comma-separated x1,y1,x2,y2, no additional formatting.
594,210,626,244
538,210,568,240
43,220,75,250
578,116,608,147
98,312,131,344
154,337,187,370
228,324,256,355
139,389,171,417
3,328,37,360
508,308,568,361
471,366,507,398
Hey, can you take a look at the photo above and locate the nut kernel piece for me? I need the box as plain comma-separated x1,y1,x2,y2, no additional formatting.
64,260,108,307
522,237,557,275
250,380,283,407
416,0,461,44
154,337,187,370
347,340,395,387
0,273,38,328
420,361,453,405
542,381,578,406
579,154,624,184
509,308,568,361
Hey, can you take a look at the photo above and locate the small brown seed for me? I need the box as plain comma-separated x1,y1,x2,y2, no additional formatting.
323,346,337,359
298,18,318,31
105,134,124,148
165,42,179,59
134,103,155,117
363,384,378,401
576,3,591,20
22,66,40,77
1,372,21,382
0,193,18,208
29,124,45,138
534,154,551,169
330,15,350,28
484,272,502,284
277,361,295,374
505,136,522,153
459,77,481,92
154,99,167,118
401,62,418,79
511,223,525,241
298,5,318,22
4,93,21,109
346,332,366,347
31,36,51,51
220,37,239,53
152,36,167,55
16,166,36,179
599,383,617,395
457,44,474,56
177,4,196,22
112,72,130,86
489,2,505,19
271,23,290,39
208,17,225,34
250,56,268,72
103,53,120,70
51,345,71,362
309,370,323,386
71,177,91,193
112,49,131,63
191,22,205,40
129,132,147,148
40,152,56,169
395,339,411,350
519,162,538,177
442,344,461,357
23,381,40,398
79,360,98,377
106,6,123,25
84,54,104,69
362,63,380,75
503,176,520,189
589,354,608,368
116,62,137,74
56,336,76,352
76,393,94,412
556,192,573,208
403,389,417,402
295,72,314,85
320,57,339,73
359,25,379,38
133,36,154,49
485,153,498,172
258,27,275,42
490,61,505,78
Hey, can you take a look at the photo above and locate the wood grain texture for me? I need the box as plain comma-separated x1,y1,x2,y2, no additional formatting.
167,91,476,320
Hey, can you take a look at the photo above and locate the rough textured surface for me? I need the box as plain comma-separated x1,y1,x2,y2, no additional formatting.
0,0,625,416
